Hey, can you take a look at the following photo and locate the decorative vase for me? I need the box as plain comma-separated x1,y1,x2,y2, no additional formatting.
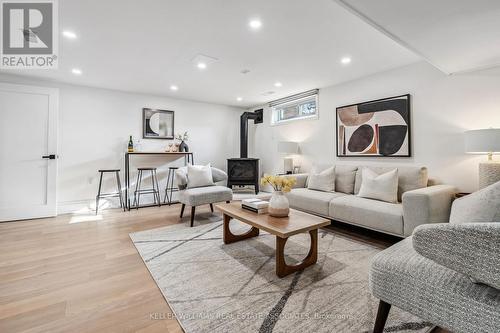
268,191,290,217
179,140,189,152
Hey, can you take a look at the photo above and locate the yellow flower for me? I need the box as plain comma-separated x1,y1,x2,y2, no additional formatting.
283,177,296,188
260,175,296,191
275,177,284,188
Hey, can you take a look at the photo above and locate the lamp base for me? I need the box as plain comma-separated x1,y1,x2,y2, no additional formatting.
479,162,500,189
283,157,293,174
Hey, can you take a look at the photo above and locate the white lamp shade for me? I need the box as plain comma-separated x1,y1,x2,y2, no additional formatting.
465,128,500,153
278,141,299,154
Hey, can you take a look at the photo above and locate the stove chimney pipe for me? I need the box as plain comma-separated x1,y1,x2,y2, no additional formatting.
240,109,263,158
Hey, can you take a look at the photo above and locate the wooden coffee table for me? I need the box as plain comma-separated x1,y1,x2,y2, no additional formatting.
216,202,330,278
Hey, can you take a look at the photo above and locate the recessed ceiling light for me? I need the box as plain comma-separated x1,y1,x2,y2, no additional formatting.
274,82,282,87
71,68,82,75
249,19,262,30
170,85,178,91
192,54,217,69
341,57,352,65
62,30,77,39
236,97,243,102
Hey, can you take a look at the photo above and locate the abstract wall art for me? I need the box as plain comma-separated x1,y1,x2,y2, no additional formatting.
143,108,175,139
336,94,411,157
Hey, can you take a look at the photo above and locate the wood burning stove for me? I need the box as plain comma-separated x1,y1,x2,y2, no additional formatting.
227,158,259,193
227,109,263,194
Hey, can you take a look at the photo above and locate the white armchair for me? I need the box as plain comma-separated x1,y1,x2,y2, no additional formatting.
175,167,233,227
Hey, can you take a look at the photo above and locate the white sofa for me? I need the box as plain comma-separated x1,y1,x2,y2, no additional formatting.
285,165,457,237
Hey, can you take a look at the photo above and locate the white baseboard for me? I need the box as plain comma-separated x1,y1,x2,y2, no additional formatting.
57,194,163,215
57,198,123,215
57,199,96,215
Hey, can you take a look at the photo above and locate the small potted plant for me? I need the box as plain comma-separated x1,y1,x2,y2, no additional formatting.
260,175,296,217
175,131,189,152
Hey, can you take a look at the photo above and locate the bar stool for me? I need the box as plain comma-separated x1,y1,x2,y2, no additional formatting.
163,167,179,205
96,169,124,215
133,167,161,209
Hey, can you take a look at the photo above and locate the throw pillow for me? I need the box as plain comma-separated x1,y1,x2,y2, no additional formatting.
306,164,333,187
307,166,335,192
354,166,428,201
357,168,399,203
187,164,214,188
450,180,500,224
335,165,358,194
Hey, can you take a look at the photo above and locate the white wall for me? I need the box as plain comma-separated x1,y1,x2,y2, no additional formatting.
250,62,500,192
0,74,242,213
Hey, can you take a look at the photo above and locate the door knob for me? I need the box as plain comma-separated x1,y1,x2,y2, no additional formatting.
42,154,57,159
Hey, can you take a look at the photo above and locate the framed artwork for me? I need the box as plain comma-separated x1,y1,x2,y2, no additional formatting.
142,108,174,139
336,94,411,157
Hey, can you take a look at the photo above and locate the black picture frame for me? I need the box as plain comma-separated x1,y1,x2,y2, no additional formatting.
336,94,411,157
142,108,175,139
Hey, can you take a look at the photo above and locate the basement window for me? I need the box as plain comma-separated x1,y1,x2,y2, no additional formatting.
270,89,319,125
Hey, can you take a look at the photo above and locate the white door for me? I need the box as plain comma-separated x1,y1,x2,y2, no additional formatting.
0,83,59,222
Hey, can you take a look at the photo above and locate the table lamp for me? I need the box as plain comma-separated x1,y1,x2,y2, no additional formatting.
465,128,500,188
278,141,299,174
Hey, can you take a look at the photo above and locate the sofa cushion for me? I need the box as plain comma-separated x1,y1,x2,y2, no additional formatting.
306,164,334,187
334,165,358,194
176,166,228,190
179,185,232,206
307,166,335,192
357,168,399,203
412,223,500,290
354,166,428,201
286,188,346,216
450,180,500,224
187,164,214,188
370,238,500,333
329,195,403,235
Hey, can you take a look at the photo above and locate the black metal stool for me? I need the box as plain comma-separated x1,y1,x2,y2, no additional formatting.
163,167,179,205
96,169,124,215
133,167,161,209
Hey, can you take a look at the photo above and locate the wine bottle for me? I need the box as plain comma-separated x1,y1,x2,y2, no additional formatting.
128,135,134,152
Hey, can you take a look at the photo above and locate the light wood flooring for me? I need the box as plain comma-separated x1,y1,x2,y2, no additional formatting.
0,204,450,333
0,205,186,333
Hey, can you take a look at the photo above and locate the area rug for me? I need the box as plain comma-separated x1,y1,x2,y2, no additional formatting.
130,215,432,333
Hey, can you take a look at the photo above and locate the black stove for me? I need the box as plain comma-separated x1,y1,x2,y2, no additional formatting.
227,109,263,194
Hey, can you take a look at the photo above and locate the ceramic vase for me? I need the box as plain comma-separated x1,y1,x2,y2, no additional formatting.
179,141,189,152
268,191,289,217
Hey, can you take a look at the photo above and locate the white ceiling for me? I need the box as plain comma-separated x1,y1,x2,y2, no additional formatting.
0,0,419,107
338,0,500,74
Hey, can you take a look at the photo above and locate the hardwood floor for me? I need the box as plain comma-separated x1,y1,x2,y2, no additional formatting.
0,205,451,333
0,205,186,333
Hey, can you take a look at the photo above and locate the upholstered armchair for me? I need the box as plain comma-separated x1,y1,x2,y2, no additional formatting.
369,181,500,333
175,166,233,227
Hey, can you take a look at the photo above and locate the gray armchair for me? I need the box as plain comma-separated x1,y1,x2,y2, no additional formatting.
175,166,233,227
369,181,500,333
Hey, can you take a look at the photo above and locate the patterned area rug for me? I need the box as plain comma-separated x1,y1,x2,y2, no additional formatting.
130,214,432,333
